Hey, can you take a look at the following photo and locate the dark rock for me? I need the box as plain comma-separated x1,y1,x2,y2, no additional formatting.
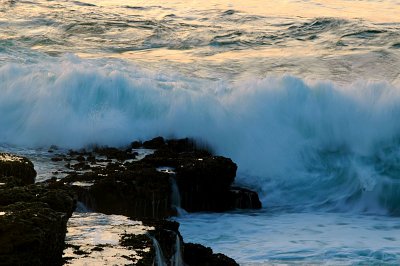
229,187,262,209
184,243,239,266
174,156,238,212
87,155,96,163
120,234,154,265
142,219,181,264
0,178,76,266
0,153,36,185
142,137,211,155
64,137,261,217
143,136,165,149
0,202,71,266
51,157,63,162
0,183,76,222
1,142,250,266
76,155,85,162
132,219,239,266
91,246,104,252
143,148,260,212
130,140,142,149
166,138,211,154
71,161,92,171
93,146,136,161
72,169,173,219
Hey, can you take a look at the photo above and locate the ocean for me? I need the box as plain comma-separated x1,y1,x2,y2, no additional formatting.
1,0,400,264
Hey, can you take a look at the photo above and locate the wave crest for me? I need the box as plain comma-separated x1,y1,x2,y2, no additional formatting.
1,56,400,214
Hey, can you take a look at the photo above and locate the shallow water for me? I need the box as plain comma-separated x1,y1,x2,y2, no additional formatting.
1,0,400,264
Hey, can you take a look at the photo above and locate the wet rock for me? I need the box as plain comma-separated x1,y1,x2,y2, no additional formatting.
57,137,248,265
142,219,181,264
69,169,173,219
0,153,36,185
51,157,63,162
64,137,261,218
93,146,136,161
0,185,76,217
229,187,262,209
0,202,71,266
142,145,261,212
142,136,210,154
0,177,76,266
130,140,142,149
0,144,248,266
76,155,85,162
138,219,236,266
183,243,239,266
174,156,238,212
143,136,165,149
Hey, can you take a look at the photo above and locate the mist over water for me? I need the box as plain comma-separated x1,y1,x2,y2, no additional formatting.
1,0,400,264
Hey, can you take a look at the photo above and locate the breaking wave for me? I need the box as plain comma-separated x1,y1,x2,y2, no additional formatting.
1,55,400,214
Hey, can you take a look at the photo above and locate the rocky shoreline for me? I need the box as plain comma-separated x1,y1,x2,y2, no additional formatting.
0,137,261,265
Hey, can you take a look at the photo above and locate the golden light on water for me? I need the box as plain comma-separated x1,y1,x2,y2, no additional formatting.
92,0,400,23
1,0,399,81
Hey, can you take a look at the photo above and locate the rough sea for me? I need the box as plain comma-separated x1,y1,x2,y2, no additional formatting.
1,0,400,265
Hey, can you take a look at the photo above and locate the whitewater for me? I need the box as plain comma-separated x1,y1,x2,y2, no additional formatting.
1,0,400,264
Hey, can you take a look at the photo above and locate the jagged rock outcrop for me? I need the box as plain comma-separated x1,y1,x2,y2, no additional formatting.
0,145,245,266
0,154,76,266
62,137,261,219
141,137,261,212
